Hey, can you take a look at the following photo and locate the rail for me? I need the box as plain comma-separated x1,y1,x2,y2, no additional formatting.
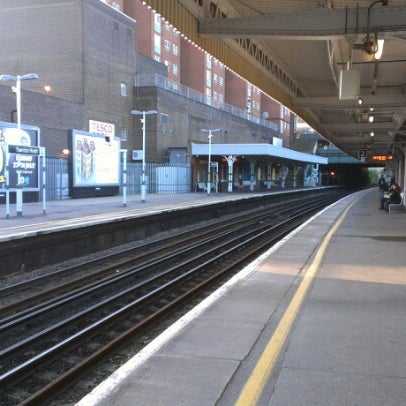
0,190,350,404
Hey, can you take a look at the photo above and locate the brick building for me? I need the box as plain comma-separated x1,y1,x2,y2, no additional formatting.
0,0,136,156
121,0,288,143
0,0,312,196
0,0,281,157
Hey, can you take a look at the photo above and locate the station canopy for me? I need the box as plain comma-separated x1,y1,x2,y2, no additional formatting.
191,143,328,165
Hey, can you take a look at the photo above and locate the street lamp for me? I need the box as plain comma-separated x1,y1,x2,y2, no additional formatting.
131,109,157,202
201,128,221,195
0,73,38,216
0,73,39,130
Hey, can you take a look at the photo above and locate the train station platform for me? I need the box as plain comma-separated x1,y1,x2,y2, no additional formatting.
76,187,406,406
0,191,250,242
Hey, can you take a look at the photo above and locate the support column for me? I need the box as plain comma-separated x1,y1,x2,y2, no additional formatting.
224,155,236,192
249,158,256,191
280,165,289,188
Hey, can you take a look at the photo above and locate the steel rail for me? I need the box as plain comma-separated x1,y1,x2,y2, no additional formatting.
0,191,348,404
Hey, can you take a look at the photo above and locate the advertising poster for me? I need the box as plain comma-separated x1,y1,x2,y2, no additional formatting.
71,129,120,188
0,122,40,191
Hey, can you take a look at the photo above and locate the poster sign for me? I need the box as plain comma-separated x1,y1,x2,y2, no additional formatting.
70,129,120,189
0,122,40,191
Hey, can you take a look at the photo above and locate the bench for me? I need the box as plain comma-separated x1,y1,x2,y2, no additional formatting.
196,182,207,192
196,182,217,192
389,192,405,214
233,181,244,191
263,180,275,190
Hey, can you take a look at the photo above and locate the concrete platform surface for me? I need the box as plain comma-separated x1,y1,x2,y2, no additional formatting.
76,188,406,405
0,192,249,241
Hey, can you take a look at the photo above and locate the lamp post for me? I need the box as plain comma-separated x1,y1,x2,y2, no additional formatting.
131,109,157,202
120,149,128,207
0,73,38,216
201,128,221,195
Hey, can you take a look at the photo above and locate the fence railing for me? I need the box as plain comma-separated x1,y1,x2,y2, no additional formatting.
136,73,279,132
43,157,192,201
45,157,70,201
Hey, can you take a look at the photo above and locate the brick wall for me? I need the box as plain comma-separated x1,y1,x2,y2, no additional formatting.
0,0,137,156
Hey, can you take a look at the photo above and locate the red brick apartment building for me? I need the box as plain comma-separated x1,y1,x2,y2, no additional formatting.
104,0,292,147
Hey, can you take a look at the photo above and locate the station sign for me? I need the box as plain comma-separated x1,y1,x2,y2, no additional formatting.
8,145,40,155
358,149,367,158
371,155,393,161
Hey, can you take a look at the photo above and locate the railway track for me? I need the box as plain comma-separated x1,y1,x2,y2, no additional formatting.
0,190,348,405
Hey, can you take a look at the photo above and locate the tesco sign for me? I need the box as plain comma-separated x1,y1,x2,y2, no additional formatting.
89,120,115,137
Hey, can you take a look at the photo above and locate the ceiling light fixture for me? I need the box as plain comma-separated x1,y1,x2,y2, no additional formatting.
355,1,389,57
374,38,385,59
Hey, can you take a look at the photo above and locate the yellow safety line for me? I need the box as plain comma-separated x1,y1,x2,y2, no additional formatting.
235,199,357,406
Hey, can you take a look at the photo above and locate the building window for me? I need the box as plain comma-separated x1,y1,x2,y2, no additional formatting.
172,64,178,75
206,54,211,69
120,82,127,97
206,70,211,87
154,55,161,62
164,39,170,51
154,33,161,54
160,113,169,124
154,14,161,33
120,127,127,140
219,77,224,87
172,44,178,55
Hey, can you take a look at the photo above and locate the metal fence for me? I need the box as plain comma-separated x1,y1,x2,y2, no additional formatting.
44,157,192,201
45,157,70,201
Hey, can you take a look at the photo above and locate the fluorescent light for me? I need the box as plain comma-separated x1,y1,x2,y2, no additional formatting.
368,115,374,123
375,39,384,60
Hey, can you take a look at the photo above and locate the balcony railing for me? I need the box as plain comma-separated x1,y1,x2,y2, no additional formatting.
135,73,278,132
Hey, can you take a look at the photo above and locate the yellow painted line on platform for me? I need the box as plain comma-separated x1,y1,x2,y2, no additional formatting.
235,199,358,406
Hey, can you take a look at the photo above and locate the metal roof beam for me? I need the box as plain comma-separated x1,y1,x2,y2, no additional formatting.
199,6,406,40
319,122,396,132
292,95,406,109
